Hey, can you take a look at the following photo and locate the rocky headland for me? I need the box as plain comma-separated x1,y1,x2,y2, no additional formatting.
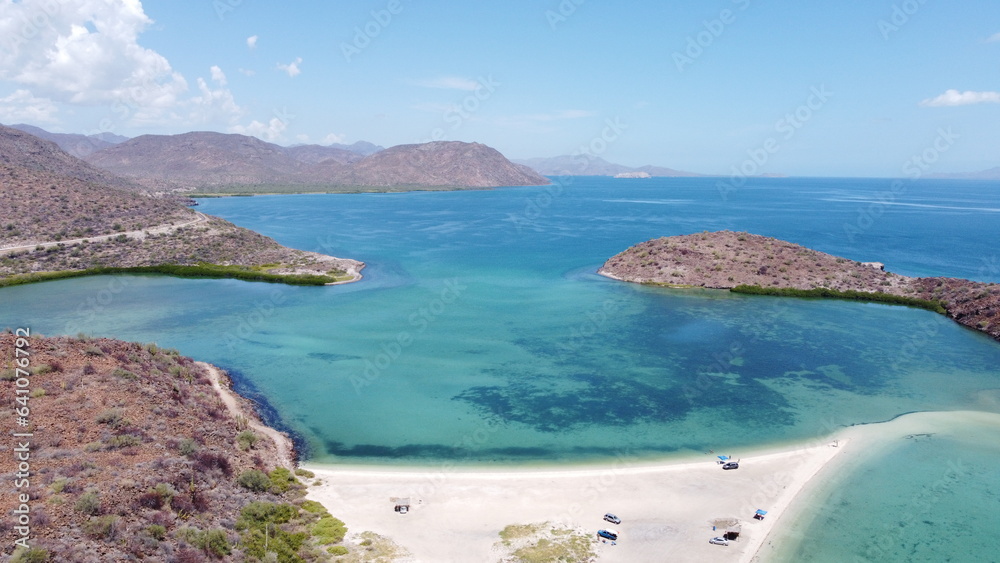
0,332,361,562
599,231,1000,342
0,125,363,287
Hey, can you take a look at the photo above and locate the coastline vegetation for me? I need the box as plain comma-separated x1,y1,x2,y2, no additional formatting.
731,284,947,314
0,263,343,288
188,183,489,197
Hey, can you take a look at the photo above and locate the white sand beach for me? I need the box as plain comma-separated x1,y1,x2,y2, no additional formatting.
302,437,845,561
301,410,999,562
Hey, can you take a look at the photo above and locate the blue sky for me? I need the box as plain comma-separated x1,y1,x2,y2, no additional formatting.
1,0,998,176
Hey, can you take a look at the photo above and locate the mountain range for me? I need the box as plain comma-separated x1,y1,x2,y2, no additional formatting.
81,131,548,189
8,123,128,158
928,167,1000,180
513,155,702,177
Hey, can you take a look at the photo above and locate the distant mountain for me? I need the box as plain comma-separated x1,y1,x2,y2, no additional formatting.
334,141,550,187
284,144,363,165
85,131,309,187
7,123,127,158
0,124,145,191
928,167,1000,180
85,132,548,188
329,140,384,156
515,155,702,177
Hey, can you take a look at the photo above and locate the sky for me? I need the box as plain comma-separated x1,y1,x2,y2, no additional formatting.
0,0,998,177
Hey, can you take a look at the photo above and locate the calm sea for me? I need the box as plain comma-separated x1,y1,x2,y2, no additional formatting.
2,176,999,559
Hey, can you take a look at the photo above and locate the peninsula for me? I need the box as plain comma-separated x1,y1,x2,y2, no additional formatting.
599,231,1000,342
0,125,363,287
0,331,407,561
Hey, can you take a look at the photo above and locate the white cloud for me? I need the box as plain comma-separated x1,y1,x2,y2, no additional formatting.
0,89,59,122
322,132,346,145
229,117,287,143
920,89,1000,107
238,68,255,77
414,76,480,91
524,109,596,121
247,35,258,49
986,32,1000,43
0,0,188,114
210,65,227,86
277,57,302,78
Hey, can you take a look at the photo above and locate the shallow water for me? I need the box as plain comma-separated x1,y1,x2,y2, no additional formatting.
3,177,999,466
770,413,1000,562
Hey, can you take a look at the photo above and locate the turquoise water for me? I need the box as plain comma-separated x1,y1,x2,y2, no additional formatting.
773,413,1000,562
4,176,1000,560
2,177,999,466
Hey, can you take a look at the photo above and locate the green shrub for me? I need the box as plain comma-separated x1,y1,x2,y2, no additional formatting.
328,545,349,556
10,547,49,563
312,515,347,544
75,491,101,515
112,368,137,380
147,524,167,540
237,470,271,492
236,430,260,451
294,468,315,479
178,438,198,456
193,529,231,558
300,500,326,514
96,409,122,425
83,515,118,539
236,501,297,530
268,467,298,493
108,434,141,448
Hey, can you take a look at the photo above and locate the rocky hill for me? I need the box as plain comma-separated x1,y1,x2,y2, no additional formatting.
328,140,383,156
84,131,308,188
515,155,701,177
84,133,547,189
0,125,145,192
0,332,360,562
600,231,1000,342
333,141,549,187
0,126,363,286
7,124,126,159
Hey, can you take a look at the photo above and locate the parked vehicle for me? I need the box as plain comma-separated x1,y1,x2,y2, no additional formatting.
597,529,618,541
709,536,729,546
722,461,739,470
603,513,621,524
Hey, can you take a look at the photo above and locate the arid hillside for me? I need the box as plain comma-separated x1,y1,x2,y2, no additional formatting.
0,126,363,286
0,333,354,562
84,132,549,189
600,231,1000,342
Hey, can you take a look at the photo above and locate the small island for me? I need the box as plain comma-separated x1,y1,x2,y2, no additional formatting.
599,231,1000,342
613,171,651,179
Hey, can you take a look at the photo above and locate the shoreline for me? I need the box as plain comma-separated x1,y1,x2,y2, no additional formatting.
297,410,991,562
300,430,849,561
200,361,297,469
